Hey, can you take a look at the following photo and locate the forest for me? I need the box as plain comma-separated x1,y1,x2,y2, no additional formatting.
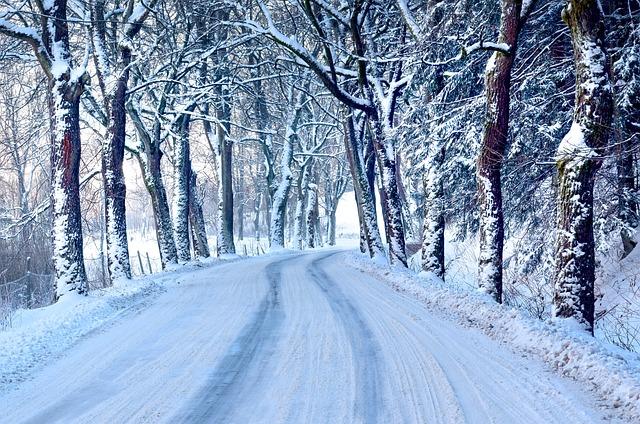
0,0,638,351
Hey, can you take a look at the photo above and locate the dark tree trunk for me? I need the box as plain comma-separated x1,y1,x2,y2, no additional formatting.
422,147,445,278
189,171,210,258
369,116,407,266
173,109,195,262
328,210,337,246
216,112,236,255
343,113,385,259
143,151,177,268
554,0,613,334
306,181,318,248
476,0,522,303
254,192,262,241
102,49,132,281
50,80,88,297
130,111,178,269
617,140,637,257
294,161,311,249
42,0,88,297
236,167,244,241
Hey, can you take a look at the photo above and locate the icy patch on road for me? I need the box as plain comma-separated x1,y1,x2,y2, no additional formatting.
346,252,640,421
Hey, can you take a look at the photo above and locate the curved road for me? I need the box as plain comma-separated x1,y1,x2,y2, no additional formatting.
0,251,615,423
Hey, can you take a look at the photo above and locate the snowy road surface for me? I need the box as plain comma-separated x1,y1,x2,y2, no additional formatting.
0,251,616,423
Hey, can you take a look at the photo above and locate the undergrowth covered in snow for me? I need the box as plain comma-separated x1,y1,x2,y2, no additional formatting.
346,251,640,421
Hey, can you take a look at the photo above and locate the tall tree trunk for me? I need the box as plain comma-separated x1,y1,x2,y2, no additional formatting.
617,139,637,257
554,0,613,334
50,79,88,297
138,149,178,268
328,209,337,246
254,192,262,241
369,116,407,266
216,105,236,255
102,52,132,281
189,171,210,258
343,113,385,259
294,161,311,249
40,0,89,297
306,181,319,248
236,167,244,241
129,102,179,269
173,109,195,262
422,146,445,278
270,88,305,249
476,0,522,302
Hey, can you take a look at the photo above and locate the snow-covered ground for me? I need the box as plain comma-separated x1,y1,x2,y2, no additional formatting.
0,249,633,423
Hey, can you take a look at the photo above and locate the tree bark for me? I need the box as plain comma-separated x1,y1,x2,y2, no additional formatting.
343,113,385,259
328,210,337,246
44,0,88,297
102,50,132,281
306,182,319,248
294,160,312,249
476,0,522,302
270,88,305,249
50,78,88,297
129,104,178,269
216,106,236,255
369,116,407,266
172,109,195,262
554,0,613,334
422,146,445,278
189,171,210,258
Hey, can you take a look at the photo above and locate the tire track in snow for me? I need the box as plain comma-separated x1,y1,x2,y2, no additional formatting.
174,256,292,423
308,253,383,424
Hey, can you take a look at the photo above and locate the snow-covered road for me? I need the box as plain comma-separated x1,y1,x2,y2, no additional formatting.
0,251,616,423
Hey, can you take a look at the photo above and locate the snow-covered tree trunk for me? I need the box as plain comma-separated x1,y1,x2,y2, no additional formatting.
254,192,262,241
50,77,88,297
236,166,244,241
554,0,613,334
343,113,385,259
140,149,178,268
129,104,178,269
216,109,236,255
101,56,132,281
422,146,445,278
327,209,337,246
294,161,311,250
172,110,195,262
91,0,156,282
370,116,407,266
476,0,521,302
306,182,319,248
189,171,210,258
617,141,638,257
44,0,89,297
270,88,305,249
0,0,90,296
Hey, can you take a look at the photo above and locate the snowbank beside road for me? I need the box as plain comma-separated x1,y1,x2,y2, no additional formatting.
0,259,229,393
347,252,640,421
0,277,163,391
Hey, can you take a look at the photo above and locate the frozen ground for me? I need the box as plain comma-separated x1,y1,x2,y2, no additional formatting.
0,249,632,423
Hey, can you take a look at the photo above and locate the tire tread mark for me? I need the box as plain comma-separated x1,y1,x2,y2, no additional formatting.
309,253,383,424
